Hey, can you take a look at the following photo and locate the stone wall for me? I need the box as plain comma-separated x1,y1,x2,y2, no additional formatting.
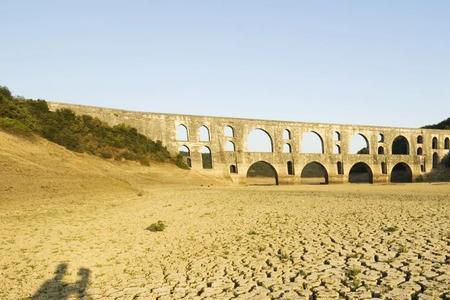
48,102,450,184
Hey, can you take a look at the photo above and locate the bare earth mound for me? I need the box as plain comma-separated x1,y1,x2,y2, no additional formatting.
0,132,449,299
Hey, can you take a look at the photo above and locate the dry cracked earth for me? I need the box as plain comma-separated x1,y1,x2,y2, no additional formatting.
1,184,450,300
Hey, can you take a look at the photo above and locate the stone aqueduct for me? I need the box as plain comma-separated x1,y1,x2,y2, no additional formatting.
49,103,450,184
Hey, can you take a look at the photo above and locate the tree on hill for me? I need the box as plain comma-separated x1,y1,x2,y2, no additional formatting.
0,85,185,167
422,117,450,130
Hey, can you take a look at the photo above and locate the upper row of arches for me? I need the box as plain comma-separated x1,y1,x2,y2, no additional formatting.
244,130,426,154
176,124,450,154
177,124,234,142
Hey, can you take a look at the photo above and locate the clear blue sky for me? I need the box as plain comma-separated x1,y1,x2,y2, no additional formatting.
2,1,449,128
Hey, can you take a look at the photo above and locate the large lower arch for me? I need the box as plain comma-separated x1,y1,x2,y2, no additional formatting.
300,162,329,184
246,161,278,185
390,163,413,183
349,162,373,183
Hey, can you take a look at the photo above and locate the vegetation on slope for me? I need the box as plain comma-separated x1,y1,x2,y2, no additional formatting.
422,117,450,130
422,117,450,181
421,153,450,182
0,86,186,166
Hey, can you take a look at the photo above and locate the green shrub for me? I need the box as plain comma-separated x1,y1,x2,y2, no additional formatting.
175,154,190,169
0,85,173,165
442,153,450,168
99,148,114,159
0,86,12,99
383,226,398,233
357,147,369,154
423,154,450,182
120,151,137,160
139,156,150,166
422,117,450,130
146,221,166,232
0,117,33,136
346,267,361,279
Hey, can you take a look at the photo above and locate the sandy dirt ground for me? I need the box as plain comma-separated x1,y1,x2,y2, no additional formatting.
1,132,449,300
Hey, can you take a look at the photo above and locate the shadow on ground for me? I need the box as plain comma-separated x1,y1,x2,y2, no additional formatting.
30,263,91,300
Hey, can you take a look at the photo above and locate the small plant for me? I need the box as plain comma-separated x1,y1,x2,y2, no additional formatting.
351,277,361,291
146,221,166,232
346,266,361,291
383,226,398,233
386,257,395,264
346,266,361,279
398,244,407,253
277,249,291,262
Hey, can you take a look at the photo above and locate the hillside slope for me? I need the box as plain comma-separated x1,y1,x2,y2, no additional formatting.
422,117,450,129
0,131,225,205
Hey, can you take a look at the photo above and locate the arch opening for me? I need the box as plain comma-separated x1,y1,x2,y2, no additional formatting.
224,126,234,137
200,146,213,169
417,135,423,144
246,161,278,185
178,145,191,168
230,165,238,174
390,163,412,183
301,131,324,154
421,164,426,173
350,134,370,154
445,138,450,150
300,162,329,185
333,131,341,141
378,133,385,143
381,162,387,174
432,152,439,169
178,145,190,156
283,129,291,140
199,125,210,142
283,143,292,153
186,158,192,168
333,145,341,154
246,129,273,152
378,146,385,155
225,141,235,152
176,124,189,141
337,161,344,175
432,137,438,149
417,147,423,156
349,162,373,183
287,161,294,175
392,136,410,155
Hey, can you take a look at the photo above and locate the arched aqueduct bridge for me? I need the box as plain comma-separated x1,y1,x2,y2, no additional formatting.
49,103,450,184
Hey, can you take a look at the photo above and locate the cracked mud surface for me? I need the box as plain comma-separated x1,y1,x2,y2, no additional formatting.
1,184,450,299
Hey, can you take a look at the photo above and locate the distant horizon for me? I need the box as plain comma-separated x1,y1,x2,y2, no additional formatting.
3,1,450,128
